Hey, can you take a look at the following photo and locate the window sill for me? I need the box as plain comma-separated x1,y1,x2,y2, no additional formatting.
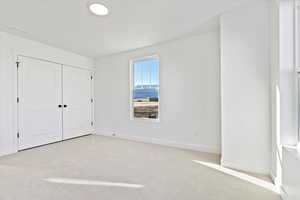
130,117,160,123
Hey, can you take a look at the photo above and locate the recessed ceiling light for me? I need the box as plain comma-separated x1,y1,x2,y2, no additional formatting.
89,3,109,16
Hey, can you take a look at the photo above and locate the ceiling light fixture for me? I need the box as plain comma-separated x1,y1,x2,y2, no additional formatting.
89,3,109,16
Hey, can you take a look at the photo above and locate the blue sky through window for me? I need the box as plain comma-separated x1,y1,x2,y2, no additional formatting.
134,59,159,88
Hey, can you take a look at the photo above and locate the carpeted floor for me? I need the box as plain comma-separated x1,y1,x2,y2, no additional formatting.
0,135,281,200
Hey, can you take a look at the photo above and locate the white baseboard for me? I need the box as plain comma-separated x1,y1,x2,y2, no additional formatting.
221,158,269,175
0,148,17,157
270,171,282,186
95,132,220,154
270,172,276,183
281,186,288,200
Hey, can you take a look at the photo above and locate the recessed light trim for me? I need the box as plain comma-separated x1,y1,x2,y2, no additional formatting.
89,3,109,16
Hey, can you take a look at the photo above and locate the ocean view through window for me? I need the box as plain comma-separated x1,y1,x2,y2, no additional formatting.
131,56,159,120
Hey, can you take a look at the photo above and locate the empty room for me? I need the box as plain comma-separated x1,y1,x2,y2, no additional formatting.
0,0,299,199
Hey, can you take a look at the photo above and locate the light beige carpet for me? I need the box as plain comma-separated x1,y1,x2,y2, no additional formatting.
0,135,281,200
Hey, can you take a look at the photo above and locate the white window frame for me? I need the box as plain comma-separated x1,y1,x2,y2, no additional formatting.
296,0,300,142
129,55,160,122
296,0,300,69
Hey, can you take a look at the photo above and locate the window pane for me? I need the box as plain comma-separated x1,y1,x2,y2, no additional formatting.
132,58,159,120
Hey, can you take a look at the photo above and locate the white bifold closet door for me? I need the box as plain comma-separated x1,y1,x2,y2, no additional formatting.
62,67,93,140
18,56,63,150
18,56,94,150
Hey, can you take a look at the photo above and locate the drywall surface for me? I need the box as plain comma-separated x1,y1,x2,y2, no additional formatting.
277,1,300,199
281,147,300,200
95,30,221,153
2,32,95,69
0,31,95,156
278,0,298,147
270,0,281,183
220,0,271,174
0,36,16,156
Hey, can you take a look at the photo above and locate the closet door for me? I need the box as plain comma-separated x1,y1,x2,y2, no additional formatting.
18,57,63,150
62,66,93,140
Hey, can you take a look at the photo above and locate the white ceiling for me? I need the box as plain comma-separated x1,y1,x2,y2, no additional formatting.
0,0,249,58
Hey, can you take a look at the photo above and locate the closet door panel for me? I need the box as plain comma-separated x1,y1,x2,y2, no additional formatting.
63,67,93,140
18,57,62,150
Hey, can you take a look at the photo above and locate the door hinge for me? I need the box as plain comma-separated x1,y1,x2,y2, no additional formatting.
17,132,20,138
17,97,19,103
16,62,20,68
91,121,94,126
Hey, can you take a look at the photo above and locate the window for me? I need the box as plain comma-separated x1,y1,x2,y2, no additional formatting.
130,56,160,121
296,1,300,142
296,0,300,69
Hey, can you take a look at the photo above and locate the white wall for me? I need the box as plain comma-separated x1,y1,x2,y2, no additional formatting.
277,0,300,199
269,0,297,188
281,147,300,200
279,0,298,147
95,30,221,153
220,0,271,174
0,31,95,156
2,32,95,69
297,0,300,69
0,36,15,156
270,0,281,185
